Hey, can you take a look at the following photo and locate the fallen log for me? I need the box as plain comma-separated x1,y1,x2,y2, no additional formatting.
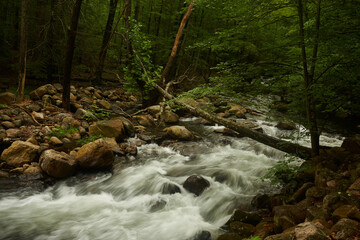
152,83,312,159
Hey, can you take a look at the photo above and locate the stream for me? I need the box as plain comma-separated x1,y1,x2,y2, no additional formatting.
0,117,344,240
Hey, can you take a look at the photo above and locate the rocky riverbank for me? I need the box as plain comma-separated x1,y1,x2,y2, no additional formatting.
1,84,360,240
218,139,360,240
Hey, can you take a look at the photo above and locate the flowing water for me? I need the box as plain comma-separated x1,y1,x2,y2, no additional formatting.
0,118,344,240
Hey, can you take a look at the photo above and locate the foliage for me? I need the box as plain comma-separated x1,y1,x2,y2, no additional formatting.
76,135,104,146
262,155,302,186
50,126,79,139
0,104,9,109
123,18,162,99
84,107,111,122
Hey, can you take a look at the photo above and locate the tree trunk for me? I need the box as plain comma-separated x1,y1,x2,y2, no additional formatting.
18,0,28,101
47,0,56,83
62,0,82,111
94,0,119,84
161,2,194,86
297,0,320,155
148,78,312,160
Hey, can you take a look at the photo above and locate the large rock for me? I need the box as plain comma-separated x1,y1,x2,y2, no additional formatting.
74,108,88,120
164,126,195,141
295,222,329,240
229,221,254,238
97,100,111,110
347,178,360,198
0,92,16,104
226,209,261,226
183,175,210,196
330,218,360,240
160,111,179,123
39,150,77,178
332,205,360,222
89,119,126,141
273,204,307,231
227,104,247,118
29,84,57,100
75,138,114,168
276,120,296,130
133,114,155,127
341,138,360,154
1,141,40,167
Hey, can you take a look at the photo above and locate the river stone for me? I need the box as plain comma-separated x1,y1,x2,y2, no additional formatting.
116,117,135,137
217,233,243,240
160,111,179,123
29,84,57,100
147,105,161,115
39,149,77,178
0,170,9,178
251,194,271,209
183,175,210,196
75,138,114,169
227,104,247,118
89,119,126,141
1,114,11,121
330,218,360,240
74,108,88,120
49,136,63,146
276,120,296,130
332,205,360,222
226,210,262,226
295,222,329,240
164,126,195,141
2,121,15,129
6,128,21,138
0,92,16,104
193,231,211,240
347,178,360,198
161,182,181,194
273,204,307,231
254,219,276,239
133,114,155,127
229,221,254,238
341,138,360,154
97,100,111,110
1,141,40,167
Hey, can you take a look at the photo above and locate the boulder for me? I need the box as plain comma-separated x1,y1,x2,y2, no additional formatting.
347,178,360,198
229,221,254,238
330,218,360,240
116,117,135,137
74,108,88,120
5,128,21,138
75,138,114,168
305,186,326,199
227,104,247,118
291,182,314,202
254,219,275,239
49,136,63,146
133,114,155,127
183,175,210,196
161,182,181,194
217,233,243,240
0,92,16,104
341,138,360,154
306,206,330,221
97,100,111,110
226,209,261,226
39,149,77,178
29,84,57,100
1,121,15,129
164,126,195,141
295,222,329,240
147,105,162,115
273,204,307,231
1,141,40,167
160,111,179,123
89,119,126,141
263,231,296,240
276,120,296,130
251,194,271,209
193,231,211,240
332,205,360,222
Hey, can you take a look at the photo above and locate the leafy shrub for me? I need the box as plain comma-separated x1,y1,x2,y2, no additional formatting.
50,126,79,138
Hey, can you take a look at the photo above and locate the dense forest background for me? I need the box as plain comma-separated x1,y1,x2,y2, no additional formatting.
1,0,360,153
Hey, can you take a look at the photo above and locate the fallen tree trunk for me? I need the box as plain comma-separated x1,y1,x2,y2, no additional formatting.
151,83,313,160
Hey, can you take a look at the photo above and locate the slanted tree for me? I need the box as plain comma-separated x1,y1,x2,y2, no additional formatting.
62,0,83,111
94,0,119,84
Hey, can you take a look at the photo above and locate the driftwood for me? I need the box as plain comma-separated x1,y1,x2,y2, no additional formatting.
152,83,313,160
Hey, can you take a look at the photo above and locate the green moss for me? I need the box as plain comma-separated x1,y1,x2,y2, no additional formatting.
50,126,79,138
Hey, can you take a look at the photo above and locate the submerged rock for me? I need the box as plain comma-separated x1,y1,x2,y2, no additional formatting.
183,175,210,196
1,141,40,167
39,149,76,178
75,138,114,169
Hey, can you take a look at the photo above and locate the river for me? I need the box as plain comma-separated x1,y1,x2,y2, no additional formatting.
0,117,344,240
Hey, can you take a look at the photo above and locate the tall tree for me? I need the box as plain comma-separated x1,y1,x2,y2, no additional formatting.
94,0,119,84
297,0,321,155
62,0,83,111
17,0,28,101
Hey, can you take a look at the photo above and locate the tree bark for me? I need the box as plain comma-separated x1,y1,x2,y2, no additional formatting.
62,0,82,111
47,0,56,83
18,0,28,101
297,0,320,155
161,2,194,87
94,0,119,84
151,76,313,160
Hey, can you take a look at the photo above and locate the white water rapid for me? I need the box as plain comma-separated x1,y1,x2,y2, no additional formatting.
0,119,344,240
